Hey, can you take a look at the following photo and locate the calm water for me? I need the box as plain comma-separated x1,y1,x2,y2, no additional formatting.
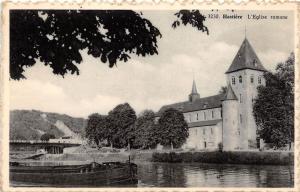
136,162,294,187
11,161,294,188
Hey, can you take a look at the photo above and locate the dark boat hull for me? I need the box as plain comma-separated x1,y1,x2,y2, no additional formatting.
10,162,138,187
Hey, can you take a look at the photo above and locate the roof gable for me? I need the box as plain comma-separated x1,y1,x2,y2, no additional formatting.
226,38,267,74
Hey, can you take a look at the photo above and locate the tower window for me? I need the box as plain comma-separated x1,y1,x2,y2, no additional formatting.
232,77,236,85
203,128,205,135
211,128,213,135
204,112,206,120
253,59,257,67
250,75,254,83
239,75,242,83
196,113,199,120
258,76,262,84
212,111,214,119
240,94,242,103
240,114,242,124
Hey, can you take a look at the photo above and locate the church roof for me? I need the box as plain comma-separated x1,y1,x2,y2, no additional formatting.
226,38,267,74
222,84,238,101
156,93,224,116
188,119,222,128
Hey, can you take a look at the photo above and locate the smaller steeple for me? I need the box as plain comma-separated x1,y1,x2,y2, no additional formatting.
222,84,238,101
189,79,200,102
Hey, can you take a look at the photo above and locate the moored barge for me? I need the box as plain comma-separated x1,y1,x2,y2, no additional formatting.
10,161,138,187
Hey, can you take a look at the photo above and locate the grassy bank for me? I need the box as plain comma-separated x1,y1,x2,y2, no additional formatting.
152,151,294,165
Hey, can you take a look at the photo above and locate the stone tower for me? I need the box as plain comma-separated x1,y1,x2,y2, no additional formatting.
225,38,267,149
189,79,200,102
222,84,239,151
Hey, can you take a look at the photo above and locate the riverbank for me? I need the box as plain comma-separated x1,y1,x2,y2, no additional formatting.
152,151,294,165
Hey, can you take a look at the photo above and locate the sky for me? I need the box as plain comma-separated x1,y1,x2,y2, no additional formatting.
10,10,295,118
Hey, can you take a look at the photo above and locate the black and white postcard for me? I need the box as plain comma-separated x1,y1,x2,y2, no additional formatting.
0,1,298,191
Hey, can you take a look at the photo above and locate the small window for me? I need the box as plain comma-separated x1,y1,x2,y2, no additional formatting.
239,94,242,103
196,113,199,120
253,59,257,67
232,77,236,85
203,128,205,135
240,114,242,124
250,75,254,83
258,76,262,84
211,128,213,135
239,75,242,83
212,111,214,119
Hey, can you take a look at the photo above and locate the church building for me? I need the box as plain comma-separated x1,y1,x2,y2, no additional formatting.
156,38,267,151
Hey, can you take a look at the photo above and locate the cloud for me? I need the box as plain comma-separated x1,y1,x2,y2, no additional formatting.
257,49,290,72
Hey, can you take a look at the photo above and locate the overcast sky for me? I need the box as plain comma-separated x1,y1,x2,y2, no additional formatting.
10,10,294,118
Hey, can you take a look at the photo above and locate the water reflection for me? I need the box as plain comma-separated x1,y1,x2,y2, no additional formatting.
11,161,293,187
137,162,294,187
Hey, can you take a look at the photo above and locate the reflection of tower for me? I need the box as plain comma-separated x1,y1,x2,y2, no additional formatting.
222,84,239,151
225,38,266,149
189,79,200,102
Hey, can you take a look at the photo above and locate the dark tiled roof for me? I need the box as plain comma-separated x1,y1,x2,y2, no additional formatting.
156,94,224,116
188,119,222,128
222,84,238,101
226,38,267,74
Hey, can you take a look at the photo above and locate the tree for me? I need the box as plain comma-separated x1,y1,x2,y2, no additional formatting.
40,133,55,141
218,86,227,94
107,103,137,148
85,113,110,146
10,10,208,80
253,53,294,149
158,108,189,149
134,110,159,149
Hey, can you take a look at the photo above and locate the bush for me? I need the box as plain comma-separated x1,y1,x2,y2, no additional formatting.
40,133,55,141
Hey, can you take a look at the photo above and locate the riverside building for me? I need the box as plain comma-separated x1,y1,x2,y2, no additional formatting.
156,38,267,151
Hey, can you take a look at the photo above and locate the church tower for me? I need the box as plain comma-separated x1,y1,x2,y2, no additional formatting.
222,84,239,151
189,79,200,102
225,38,267,149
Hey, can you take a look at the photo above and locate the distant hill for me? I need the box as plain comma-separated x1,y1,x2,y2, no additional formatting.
10,110,87,140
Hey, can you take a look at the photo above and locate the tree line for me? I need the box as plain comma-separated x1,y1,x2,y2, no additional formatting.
85,103,189,149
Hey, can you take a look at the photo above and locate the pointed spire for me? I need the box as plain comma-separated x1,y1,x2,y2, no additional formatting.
189,79,200,102
191,79,198,94
226,38,267,74
222,84,238,101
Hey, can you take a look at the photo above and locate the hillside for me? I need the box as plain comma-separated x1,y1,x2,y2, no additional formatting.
10,110,87,140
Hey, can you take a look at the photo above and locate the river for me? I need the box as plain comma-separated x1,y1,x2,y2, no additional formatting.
10,161,294,188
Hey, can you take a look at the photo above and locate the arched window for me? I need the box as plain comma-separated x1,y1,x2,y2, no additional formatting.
239,75,242,83
250,75,254,83
232,76,235,85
